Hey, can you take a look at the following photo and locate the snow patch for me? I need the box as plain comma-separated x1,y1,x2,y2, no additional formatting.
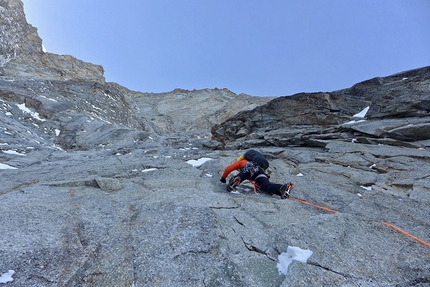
2,150,25,156
344,119,366,125
353,106,370,118
142,168,158,173
17,103,46,122
277,246,313,275
296,173,304,177
186,157,212,167
0,270,15,283
0,163,17,170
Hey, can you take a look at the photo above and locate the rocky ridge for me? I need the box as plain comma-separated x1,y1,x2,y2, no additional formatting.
1,1,429,286
211,66,430,149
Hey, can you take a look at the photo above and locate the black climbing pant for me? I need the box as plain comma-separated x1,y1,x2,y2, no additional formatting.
233,165,284,196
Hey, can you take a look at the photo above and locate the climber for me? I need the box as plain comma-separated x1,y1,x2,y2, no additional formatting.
220,149,293,199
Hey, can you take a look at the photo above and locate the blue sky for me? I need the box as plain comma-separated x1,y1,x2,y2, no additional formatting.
22,0,430,96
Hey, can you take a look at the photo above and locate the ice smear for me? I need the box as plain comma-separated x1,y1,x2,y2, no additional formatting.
353,106,370,118
277,246,313,275
0,270,15,283
186,157,212,167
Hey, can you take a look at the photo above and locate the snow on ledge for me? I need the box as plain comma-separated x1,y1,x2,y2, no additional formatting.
0,163,17,170
186,157,213,167
277,246,313,275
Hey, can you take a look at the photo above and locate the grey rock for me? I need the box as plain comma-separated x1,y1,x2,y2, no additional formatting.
95,178,122,191
212,66,430,149
0,1,429,286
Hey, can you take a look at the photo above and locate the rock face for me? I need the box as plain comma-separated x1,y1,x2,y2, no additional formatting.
1,1,429,286
0,0,104,82
211,66,430,149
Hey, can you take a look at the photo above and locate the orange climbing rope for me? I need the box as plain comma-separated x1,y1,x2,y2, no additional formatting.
289,197,338,213
249,180,259,194
230,178,429,248
382,222,430,248
288,199,429,248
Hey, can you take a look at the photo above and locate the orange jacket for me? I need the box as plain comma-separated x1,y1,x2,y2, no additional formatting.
221,159,248,179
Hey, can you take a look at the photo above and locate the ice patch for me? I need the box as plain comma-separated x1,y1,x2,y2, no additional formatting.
277,246,313,275
186,157,212,167
142,168,158,173
353,106,370,118
361,186,372,191
0,270,15,283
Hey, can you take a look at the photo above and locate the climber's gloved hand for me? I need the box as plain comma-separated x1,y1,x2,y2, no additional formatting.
220,177,227,183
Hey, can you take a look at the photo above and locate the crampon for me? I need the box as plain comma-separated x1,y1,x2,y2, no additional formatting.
227,177,241,192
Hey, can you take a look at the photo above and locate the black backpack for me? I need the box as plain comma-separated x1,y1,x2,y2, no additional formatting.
243,149,269,170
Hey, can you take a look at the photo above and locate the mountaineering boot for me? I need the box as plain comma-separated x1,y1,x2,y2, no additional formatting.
280,182,294,199
227,177,241,192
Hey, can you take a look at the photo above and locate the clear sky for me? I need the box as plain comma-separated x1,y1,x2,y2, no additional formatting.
22,0,430,97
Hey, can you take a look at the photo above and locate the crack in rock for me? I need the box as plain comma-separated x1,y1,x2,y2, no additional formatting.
308,261,353,279
241,237,277,262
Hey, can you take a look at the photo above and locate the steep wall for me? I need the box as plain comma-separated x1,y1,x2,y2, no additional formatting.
0,0,105,81
0,1,429,286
